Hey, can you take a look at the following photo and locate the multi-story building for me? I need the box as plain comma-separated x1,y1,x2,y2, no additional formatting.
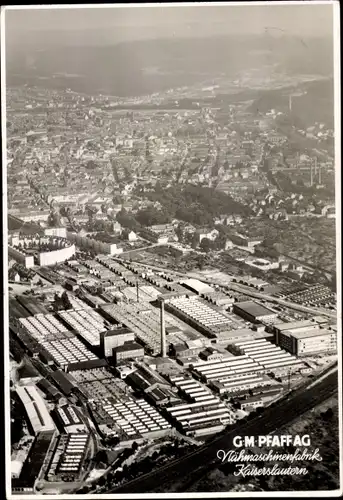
100,327,135,357
278,328,337,357
113,341,145,364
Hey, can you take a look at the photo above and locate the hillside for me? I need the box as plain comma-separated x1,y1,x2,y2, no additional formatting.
6,35,333,97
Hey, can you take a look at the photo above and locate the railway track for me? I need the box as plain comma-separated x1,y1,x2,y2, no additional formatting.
110,371,338,493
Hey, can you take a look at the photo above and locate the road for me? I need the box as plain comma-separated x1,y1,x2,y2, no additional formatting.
109,369,338,493
116,257,337,319
227,283,337,319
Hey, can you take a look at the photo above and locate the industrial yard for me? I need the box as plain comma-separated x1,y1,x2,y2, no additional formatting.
8,248,338,494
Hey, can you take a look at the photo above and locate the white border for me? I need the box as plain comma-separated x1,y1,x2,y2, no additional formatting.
1,2,341,499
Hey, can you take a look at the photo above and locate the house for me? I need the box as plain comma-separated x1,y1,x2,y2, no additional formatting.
128,231,138,242
196,228,219,243
113,221,122,234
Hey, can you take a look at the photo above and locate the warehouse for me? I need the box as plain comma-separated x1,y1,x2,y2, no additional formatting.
213,328,273,345
50,370,77,396
16,385,56,435
232,340,305,375
165,399,233,436
100,397,172,440
37,379,62,402
113,341,145,365
101,302,173,355
40,337,99,369
100,326,135,357
16,296,49,316
127,364,172,393
9,298,31,320
58,308,108,347
67,358,108,372
165,297,233,338
54,433,90,480
278,328,337,357
181,279,215,295
273,320,319,343
173,375,215,402
19,313,73,344
233,301,278,324
53,405,88,434
238,395,264,411
210,373,272,395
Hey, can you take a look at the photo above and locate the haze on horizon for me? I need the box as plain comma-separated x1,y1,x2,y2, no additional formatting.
4,2,335,47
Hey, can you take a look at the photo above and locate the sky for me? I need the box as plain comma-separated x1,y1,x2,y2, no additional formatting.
4,2,335,44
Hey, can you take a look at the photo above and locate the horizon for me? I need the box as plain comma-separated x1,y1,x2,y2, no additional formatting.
4,3,335,47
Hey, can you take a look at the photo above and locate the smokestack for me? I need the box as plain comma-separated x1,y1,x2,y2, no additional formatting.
319,166,322,185
314,156,317,177
289,95,292,112
136,279,139,303
310,162,313,187
160,300,167,358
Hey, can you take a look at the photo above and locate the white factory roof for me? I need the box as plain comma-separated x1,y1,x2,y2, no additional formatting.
273,320,315,332
182,279,215,295
16,385,55,434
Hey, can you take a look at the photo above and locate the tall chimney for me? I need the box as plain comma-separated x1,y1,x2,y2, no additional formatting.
319,166,322,185
310,162,313,187
314,156,317,177
136,279,139,303
160,300,167,358
289,95,292,112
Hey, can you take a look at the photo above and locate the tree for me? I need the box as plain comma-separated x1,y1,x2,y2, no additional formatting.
61,291,72,310
200,238,212,253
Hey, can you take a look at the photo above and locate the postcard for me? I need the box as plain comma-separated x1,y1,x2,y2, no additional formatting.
1,2,341,498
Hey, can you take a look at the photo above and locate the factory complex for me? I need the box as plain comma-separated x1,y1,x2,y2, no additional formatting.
9,252,338,491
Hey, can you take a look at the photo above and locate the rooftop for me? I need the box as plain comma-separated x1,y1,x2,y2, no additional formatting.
289,328,334,340
115,341,144,353
234,301,276,318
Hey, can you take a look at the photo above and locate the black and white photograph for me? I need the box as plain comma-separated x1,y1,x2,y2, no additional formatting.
1,2,341,497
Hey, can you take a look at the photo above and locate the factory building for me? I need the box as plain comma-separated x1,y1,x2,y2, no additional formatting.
52,405,88,434
273,320,320,343
16,385,56,436
37,379,62,402
50,370,77,396
212,328,273,345
58,308,108,347
165,297,233,338
16,296,49,316
233,301,278,324
210,373,273,395
100,326,135,357
165,399,233,436
164,374,234,435
49,433,90,481
100,303,168,355
170,339,208,358
171,374,217,403
238,395,264,411
8,245,34,268
113,341,145,365
232,339,305,375
99,397,172,441
40,337,99,369
192,355,263,383
277,328,337,356
12,430,55,493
